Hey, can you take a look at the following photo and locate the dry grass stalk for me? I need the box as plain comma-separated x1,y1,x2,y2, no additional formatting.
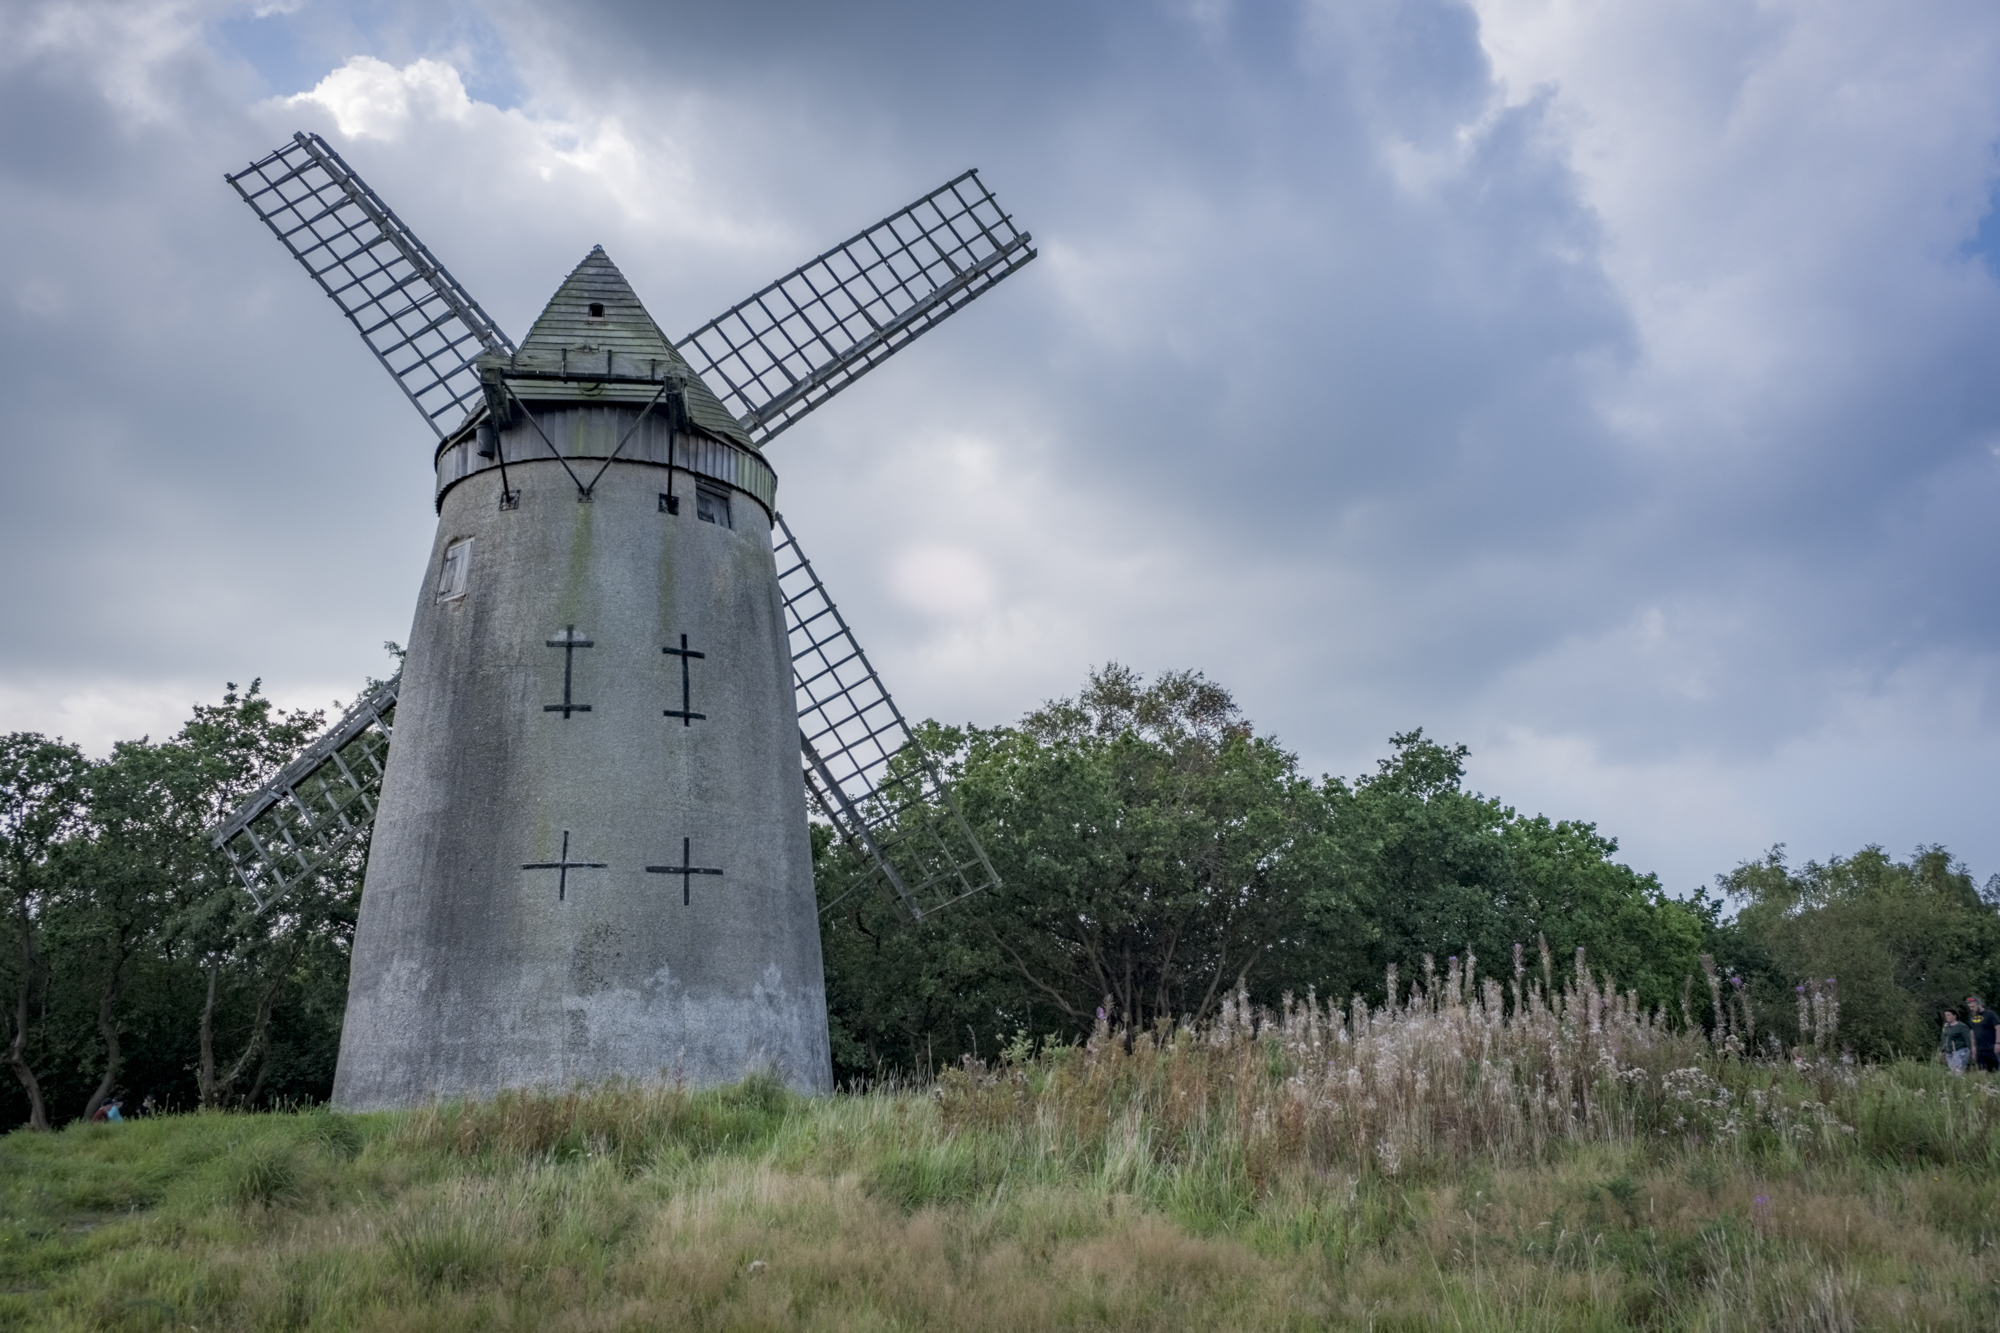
941,948,1891,1185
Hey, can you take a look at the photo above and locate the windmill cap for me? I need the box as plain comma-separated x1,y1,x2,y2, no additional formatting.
484,247,754,451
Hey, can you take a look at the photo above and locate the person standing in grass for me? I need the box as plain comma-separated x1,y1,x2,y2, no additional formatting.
1940,1009,1972,1074
1966,996,1999,1072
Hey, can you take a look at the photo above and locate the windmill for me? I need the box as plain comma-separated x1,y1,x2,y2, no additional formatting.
213,132,1033,1107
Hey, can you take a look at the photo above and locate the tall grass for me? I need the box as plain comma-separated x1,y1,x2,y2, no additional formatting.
5,951,2000,1330
943,946,2000,1188
396,1070,791,1169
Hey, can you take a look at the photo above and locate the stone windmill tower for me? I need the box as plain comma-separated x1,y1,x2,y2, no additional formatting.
213,133,1032,1108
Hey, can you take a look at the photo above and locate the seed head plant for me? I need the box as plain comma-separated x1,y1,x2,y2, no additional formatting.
942,947,1905,1192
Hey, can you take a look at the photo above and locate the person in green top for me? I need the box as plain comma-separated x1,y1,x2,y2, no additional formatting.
1940,1009,1972,1074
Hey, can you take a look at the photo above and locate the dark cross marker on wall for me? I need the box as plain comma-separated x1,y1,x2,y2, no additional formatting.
663,634,706,725
645,837,724,905
544,625,593,717
521,830,607,902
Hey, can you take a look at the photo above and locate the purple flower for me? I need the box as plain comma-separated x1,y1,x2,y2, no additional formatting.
1095,1007,1106,1023
1796,985,1806,994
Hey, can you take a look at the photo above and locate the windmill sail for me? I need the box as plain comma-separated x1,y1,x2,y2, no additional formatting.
676,170,1036,445
212,676,400,912
773,514,999,921
218,135,1009,922
226,132,515,437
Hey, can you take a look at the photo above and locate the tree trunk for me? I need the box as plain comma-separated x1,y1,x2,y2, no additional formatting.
81,949,129,1122
8,910,48,1131
213,973,284,1107
197,961,219,1108
200,927,301,1110
243,1050,272,1108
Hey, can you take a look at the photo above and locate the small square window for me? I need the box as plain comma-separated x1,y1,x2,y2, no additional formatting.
695,485,732,529
435,538,472,602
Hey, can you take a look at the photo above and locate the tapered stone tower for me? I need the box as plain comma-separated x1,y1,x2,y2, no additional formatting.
331,251,831,1107
218,133,1029,1111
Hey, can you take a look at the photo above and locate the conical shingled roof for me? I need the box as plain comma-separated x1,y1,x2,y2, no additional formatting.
491,247,753,451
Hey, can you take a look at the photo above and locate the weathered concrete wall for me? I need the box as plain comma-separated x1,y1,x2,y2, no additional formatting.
333,423,830,1109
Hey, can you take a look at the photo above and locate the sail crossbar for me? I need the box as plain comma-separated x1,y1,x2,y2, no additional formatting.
772,513,1001,921
676,170,1035,446
227,132,515,438
212,674,400,913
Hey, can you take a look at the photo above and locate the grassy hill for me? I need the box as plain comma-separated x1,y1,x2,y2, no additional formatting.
5,975,1998,1330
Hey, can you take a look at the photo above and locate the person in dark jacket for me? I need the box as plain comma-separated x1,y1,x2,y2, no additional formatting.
1966,996,1999,1072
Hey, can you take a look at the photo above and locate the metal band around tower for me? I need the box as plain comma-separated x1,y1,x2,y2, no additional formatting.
434,415,778,516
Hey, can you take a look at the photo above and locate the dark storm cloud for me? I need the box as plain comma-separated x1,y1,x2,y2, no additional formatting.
2,0,1998,893
492,0,1646,663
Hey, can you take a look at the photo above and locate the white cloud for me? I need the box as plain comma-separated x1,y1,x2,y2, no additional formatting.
268,54,781,262
888,545,999,619
1467,0,2000,448
288,56,475,140
0,675,347,759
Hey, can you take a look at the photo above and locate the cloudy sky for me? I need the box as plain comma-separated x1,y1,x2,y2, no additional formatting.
3,0,1998,897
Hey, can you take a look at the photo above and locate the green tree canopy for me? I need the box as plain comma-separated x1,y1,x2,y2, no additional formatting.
0,734,90,1129
1302,730,1707,1011
818,666,1708,1082
0,681,357,1128
1711,844,2000,1060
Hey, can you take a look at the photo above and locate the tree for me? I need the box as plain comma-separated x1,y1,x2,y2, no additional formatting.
0,680,359,1128
961,665,1328,1030
0,735,89,1130
816,667,1704,1083
164,682,331,1108
819,666,1336,1076
49,745,161,1120
1498,814,1710,1009
1716,844,2000,1059
1307,731,1509,992
1304,730,1705,1010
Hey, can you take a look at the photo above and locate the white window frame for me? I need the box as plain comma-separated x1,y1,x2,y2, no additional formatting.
436,537,473,602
